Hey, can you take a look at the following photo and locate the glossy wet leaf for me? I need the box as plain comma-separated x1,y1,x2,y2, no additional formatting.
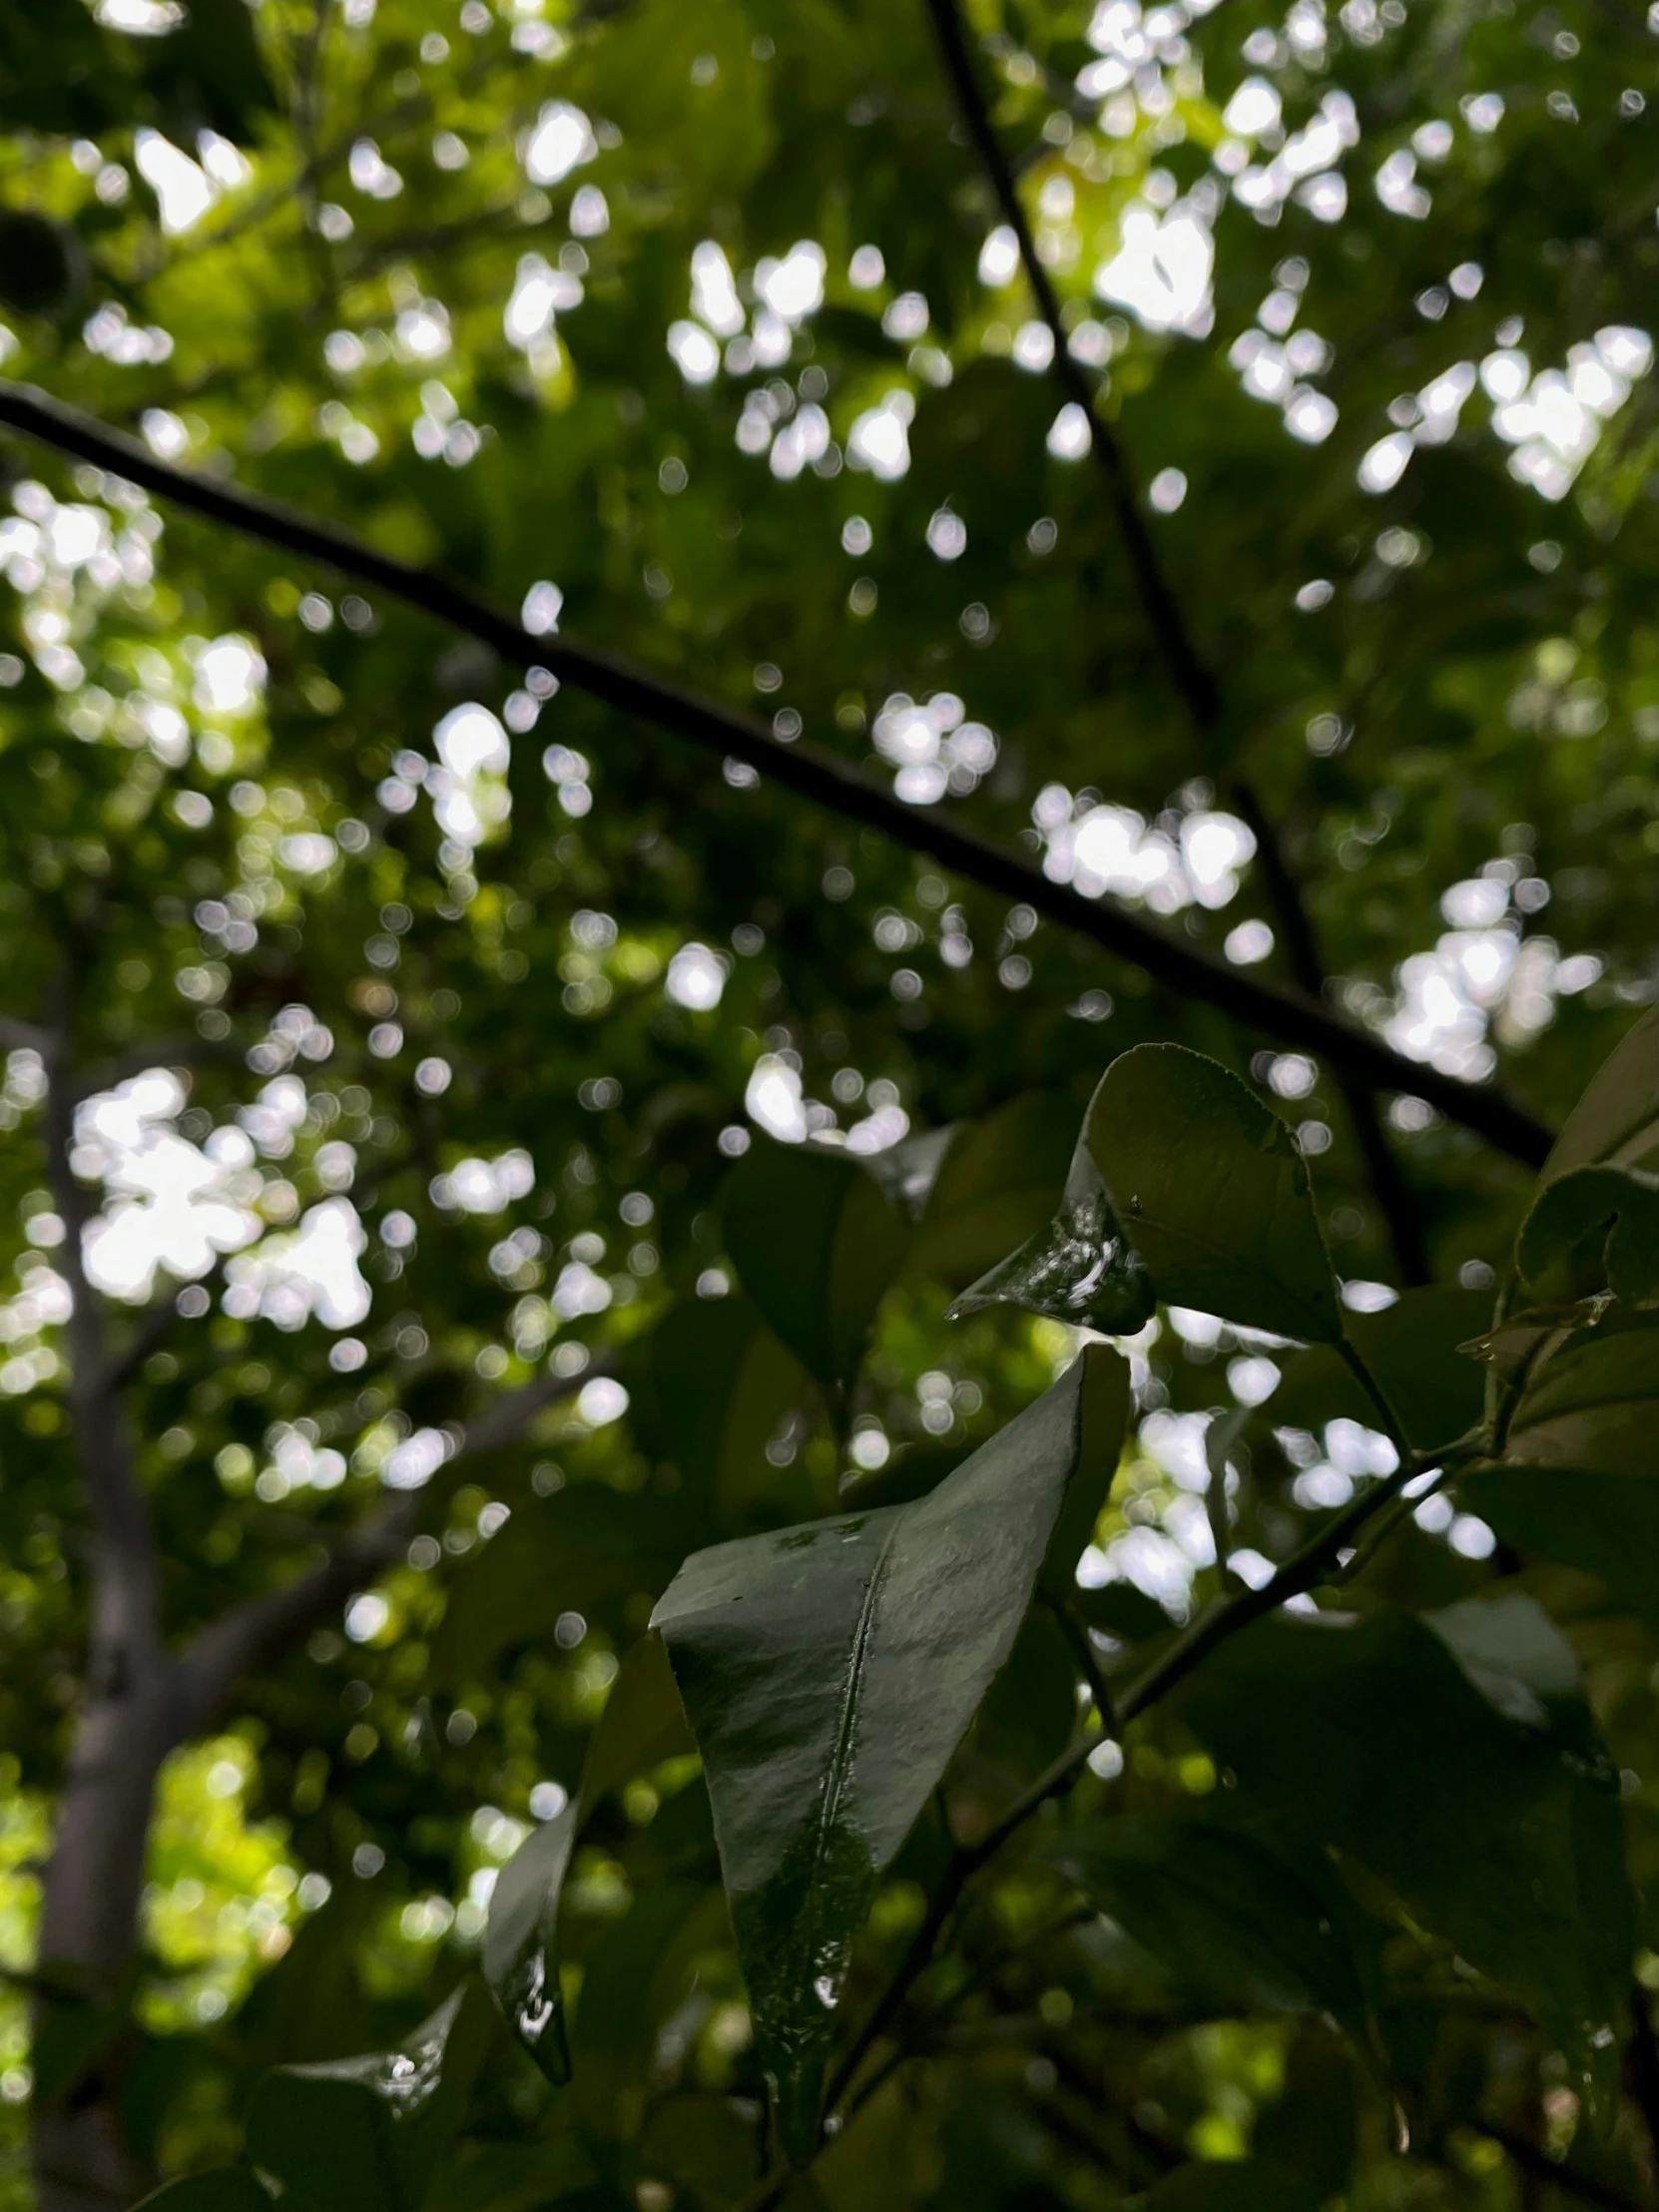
245,1980,491,2212
947,1127,1154,1335
1516,1165,1659,1307
1038,1814,1374,2027
1177,1596,1629,2120
722,1137,911,1387
1085,1045,1344,1344
651,1343,1129,2161
483,1803,578,2084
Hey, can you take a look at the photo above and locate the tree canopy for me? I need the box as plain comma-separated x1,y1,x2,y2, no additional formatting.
1,2,1658,2210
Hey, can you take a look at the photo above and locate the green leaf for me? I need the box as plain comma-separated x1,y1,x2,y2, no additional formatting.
651,1344,1129,2162
1130,2160,1324,2212
133,2175,271,2212
1267,1288,1493,1452
1084,1046,1344,1344
947,1127,1154,1335
1503,1315,1659,1474
905,1089,1084,1287
629,1293,810,1511
483,1804,578,2084
567,1885,728,2139
1036,1813,1374,2026
1538,1007,1659,1182
1460,1461,1659,1630
245,1980,490,2212
577,1631,695,1821
722,1137,910,1387
430,1482,701,1687
1516,1165,1659,1307
1175,1596,1630,2120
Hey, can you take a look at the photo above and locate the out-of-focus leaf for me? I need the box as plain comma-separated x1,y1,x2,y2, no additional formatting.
483,1804,578,2084
722,1138,909,1387
1516,1165,1659,1307
577,1631,695,1821
1073,1581,1171,1642
1537,1007,1659,1182
1130,2158,1324,2211
1037,1813,1374,2026
431,1483,701,1686
1176,1595,1629,2120
947,1131,1154,1335
1087,1046,1343,1344
651,1344,1128,2161
906,1090,1082,1287
567,1884,727,2140
1268,1288,1493,1451
1460,1462,1659,1630
133,2175,271,2212
629,1294,810,1510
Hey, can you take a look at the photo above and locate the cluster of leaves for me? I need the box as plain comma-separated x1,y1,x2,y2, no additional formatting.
1,0,1659,2208
128,1022,1659,2212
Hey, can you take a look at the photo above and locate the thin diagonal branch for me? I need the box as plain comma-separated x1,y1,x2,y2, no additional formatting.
0,380,1552,1167
170,1355,613,1739
919,0,1434,1279
921,0,1216,731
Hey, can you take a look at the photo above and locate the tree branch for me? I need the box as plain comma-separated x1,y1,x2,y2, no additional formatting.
40,1001,165,1687
68,1034,243,1104
0,1014,51,1056
169,1354,612,1740
0,378,1552,1168
919,0,1434,1282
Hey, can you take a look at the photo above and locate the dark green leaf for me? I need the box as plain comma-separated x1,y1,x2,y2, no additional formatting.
1516,1165,1659,1307
567,1885,727,2139
1036,1813,1374,2026
431,1482,701,1687
483,1804,578,2084
906,1090,1086,1288
577,1631,695,1821
133,2175,271,2212
1267,1288,1494,1452
1460,1462,1659,1630
245,1980,488,2212
1504,1315,1659,1474
722,1138,910,1387
1087,1046,1343,1344
629,1293,810,1510
1130,2159,1324,2212
651,1344,1129,2161
1538,1007,1659,1182
1175,1596,1629,2119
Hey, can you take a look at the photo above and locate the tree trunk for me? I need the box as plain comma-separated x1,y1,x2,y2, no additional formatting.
31,1676,173,2212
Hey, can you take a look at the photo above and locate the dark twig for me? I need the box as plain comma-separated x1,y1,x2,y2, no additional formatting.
0,379,1552,1168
